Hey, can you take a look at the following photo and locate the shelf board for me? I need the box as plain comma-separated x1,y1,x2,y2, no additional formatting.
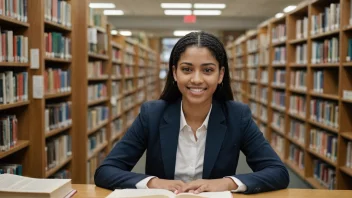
87,120,109,136
272,40,286,47
343,62,352,67
288,112,306,122
271,84,286,90
311,63,339,67
285,159,305,179
342,98,352,104
88,97,109,106
271,104,286,113
45,124,72,138
0,15,29,27
308,148,337,167
111,77,123,81
88,25,106,33
88,142,108,160
309,92,339,100
111,42,123,49
45,57,72,63
308,119,339,134
310,30,340,40
305,177,328,189
45,20,71,32
248,49,259,54
272,64,286,67
0,101,30,110
45,156,72,178
112,60,123,64
289,38,307,45
87,76,109,81
45,91,71,99
0,140,29,159
0,62,29,67
340,166,352,177
270,124,285,136
289,63,307,68
88,53,109,60
289,88,307,95
341,132,352,141
287,135,305,149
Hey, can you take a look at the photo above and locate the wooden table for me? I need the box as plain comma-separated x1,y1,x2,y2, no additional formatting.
72,184,352,198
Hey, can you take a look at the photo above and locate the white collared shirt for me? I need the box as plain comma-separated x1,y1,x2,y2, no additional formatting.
136,102,247,192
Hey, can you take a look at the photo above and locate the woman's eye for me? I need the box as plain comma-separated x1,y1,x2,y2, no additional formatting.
182,68,191,72
204,68,213,73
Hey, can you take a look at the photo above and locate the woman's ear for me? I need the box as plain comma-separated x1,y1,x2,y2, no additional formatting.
172,65,177,82
218,66,225,84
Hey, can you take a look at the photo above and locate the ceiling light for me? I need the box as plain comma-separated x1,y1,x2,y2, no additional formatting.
111,30,118,35
283,5,297,13
89,3,115,9
174,30,199,37
164,10,192,15
275,12,284,18
194,4,226,9
161,3,192,9
103,10,124,15
120,31,132,36
193,10,221,15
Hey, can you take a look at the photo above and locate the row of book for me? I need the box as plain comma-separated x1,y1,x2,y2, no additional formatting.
271,132,285,153
272,90,285,109
137,78,144,89
235,57,244,68
313,159,336,189
44,0,71,28
111,82,121,99
260,70,268,84
124,79,134,93
87,106,109,131
296,17,308,39
313,70,323,93
124,66,134,77
346,39,352,62
289,95,306,117
259,33,269,65
88,83,107,102
272,111,285,133
0,29,28,63
272,24,286,43
50,169,70,179
288,144,304,170
112,48,122,63
0,164,22,175
236,44,243,56
45,134,72,171
259,105,267,122
311,3,340,36
289,119,305,145
0,115,18,151
111,118,123,140
273,46,286,65
247,38,258,53
44,32,71,60
111,100,122,118
87,28,108,55
124,53,135,66
123,95,134,111
250,85,257,99
88,61,107,79
290,70,307,91
89,7,107,28
260,47,269,66
260,87,268,104
311,37,339,64
87,151,105,184
45,101,72,132
310,128,337,162
272,70,285,87
249,101,257,117
248,68,257,82
0,0,27,22
125,43,136,55
295,43,307,64
310,99,339,129
112,65,122,79
347,141,352,168
247,54,259,67
44,68,71,94
0,71,28,104
88,128,106,156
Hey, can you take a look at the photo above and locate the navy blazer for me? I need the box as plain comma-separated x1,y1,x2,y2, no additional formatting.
94,99,289,194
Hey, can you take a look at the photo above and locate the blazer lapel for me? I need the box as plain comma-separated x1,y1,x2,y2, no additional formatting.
203,101,227,179
159,100,181,179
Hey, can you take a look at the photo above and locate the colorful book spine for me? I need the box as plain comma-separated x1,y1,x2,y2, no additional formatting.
289,95,306,117
50,169,70,179
45,101,72,132
88,128,106,155
311,37,339,64
87,61,107,78
88,83,107,102
0,28,28,63
0,115,18,151
295,43,307,64
296,17,308,39
112,48,122,62
45,134,72,171
311,3,340,35
313,159,336,189
0,164,22,175
272,111,285,133
289,119,305,145
290,70,307,91
273,47,286,65
44,0,71,27
44,32,71,59
313,70,324,93
310,128,338,162
0,71,28,104
289,144,304,170
0,0,28,22
44,68,71,94
87,106,109,131
272,24,286,43
272,90,285,109
272,69,286,87
310,99,339,128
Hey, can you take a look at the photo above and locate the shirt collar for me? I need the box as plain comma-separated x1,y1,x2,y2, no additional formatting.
180,100,212,131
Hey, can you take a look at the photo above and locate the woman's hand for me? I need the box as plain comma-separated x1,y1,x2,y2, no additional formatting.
147,178,186,194
182,178,238,194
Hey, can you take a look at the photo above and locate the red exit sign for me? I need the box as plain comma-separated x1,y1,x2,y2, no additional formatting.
184,15,196,23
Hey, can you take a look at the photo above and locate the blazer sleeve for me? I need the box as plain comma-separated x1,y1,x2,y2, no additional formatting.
94,103,151,190
234,105,290,194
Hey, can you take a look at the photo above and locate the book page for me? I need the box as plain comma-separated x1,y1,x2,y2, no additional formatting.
176,191,232,198
0,174,70,193
106,189,175,198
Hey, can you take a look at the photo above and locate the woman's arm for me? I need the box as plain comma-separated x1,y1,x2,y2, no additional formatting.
234,105,290,194
94,103,151,190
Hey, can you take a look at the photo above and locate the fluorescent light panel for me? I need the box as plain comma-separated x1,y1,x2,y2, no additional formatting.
104,10,124,15
161,3,192,9
174,30,199,36
275,12,284,18
89,3,115,8
194,3,226,9
164,10,192,15
120,31,132,36
111,30,118,35
283,5,297,13
193,10,221,15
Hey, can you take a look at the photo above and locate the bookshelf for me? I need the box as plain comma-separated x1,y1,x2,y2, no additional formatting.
229,0,352,190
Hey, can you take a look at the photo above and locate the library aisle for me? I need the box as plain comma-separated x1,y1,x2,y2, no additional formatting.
0,0,352,192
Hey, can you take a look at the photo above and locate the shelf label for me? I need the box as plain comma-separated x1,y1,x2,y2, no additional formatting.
30,49,40,69
33,75,44,99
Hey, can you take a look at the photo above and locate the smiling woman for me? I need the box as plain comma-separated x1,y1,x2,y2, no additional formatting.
94,31,289,195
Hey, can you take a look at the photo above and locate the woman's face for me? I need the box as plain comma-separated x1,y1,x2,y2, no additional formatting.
173,46,224,106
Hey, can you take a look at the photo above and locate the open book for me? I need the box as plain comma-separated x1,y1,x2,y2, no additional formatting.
0,174,76,198
106,189,232,198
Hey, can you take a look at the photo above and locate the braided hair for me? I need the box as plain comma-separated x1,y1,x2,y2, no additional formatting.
159,31,233,103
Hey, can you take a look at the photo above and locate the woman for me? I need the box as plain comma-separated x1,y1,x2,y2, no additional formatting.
94,32,289,194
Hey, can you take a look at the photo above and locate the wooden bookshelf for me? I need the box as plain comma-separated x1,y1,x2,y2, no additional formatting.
229,0,352,190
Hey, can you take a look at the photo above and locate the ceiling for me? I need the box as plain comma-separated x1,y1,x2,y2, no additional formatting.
90,0,304,37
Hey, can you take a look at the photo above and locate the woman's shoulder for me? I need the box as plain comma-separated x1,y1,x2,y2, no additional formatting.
140,99,169,113
224,100,249,111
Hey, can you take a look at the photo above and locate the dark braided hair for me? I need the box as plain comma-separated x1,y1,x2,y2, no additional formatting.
159,31,233,103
